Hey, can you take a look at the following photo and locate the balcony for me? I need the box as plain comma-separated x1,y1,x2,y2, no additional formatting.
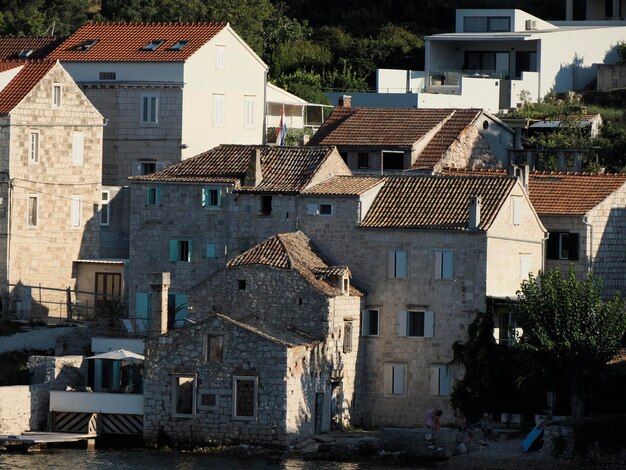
50,391,144,415
429,69,508,93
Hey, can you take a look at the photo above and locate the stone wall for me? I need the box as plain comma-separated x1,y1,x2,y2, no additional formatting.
2,63,103,318
27,355,87,390
437,124,500,171
0,384,49,434
143,317,292,447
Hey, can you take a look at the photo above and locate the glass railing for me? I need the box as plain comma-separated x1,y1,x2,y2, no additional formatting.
429,70,509,86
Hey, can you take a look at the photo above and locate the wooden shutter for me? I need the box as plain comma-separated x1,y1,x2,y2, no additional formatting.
70,195,81,226
206,243,216,258
395,250,407,278
187,240,193,261
202,187,208,207
393,365,406,395
306,203,318,215
546,232,559,259
361,310,369,336
442,252,454,279
569,233,579,260
175,293,188,326
434,251,443,279
398,311,407,337
429,366,439,395
169,240,179,261
439,366,452,396
72,132,84,165
424,311,434,338
135,292,150,319
512,196,522,225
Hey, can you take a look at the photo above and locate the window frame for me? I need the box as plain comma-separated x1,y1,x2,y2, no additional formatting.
389,249,408,279
171,374,197,418
318,203,333,216
140,92,159,125
170,239,192,263
511,196,523,226
213,94,224,127
100,190,110,226
202,186,222,209
546,231,579,261
146,187,161,206
70,194,81,227
244,95,256,128
357,152,369,169
28,131,39,164
206,242,217,259
434,250,454,280
232,375,258,420
430,364,453,397
27,194,38,228
343,321,353,353
204,334,224,363
259,195,272,215
398,310,434,338
52,84,62,107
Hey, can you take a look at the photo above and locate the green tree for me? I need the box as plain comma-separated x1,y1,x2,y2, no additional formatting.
515,267,626,418
274,69,331,105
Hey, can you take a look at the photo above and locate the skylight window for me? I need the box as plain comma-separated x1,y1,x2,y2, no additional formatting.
17,49,33,59
75,39,98,51
168,40,189,51
142,40,165,51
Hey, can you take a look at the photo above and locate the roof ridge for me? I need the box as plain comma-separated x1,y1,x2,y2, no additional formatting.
275,233,294,270
531,170,626,177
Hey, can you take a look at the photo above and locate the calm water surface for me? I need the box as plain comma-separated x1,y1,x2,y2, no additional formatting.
0,449,425,470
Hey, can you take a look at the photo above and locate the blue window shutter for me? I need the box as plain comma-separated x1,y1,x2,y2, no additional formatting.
398,311,407,336
135,292,150,319
146,188,151,204
202,187,208,207
206,242,216,258
424,311,434,338
174,293,188,326
217,188,222,207
169,240,178,261
188,240,193,261
155,188,161,205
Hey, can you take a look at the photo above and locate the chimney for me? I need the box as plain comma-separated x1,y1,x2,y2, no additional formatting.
338,95,352,107
468,196,481,230
149,272,170,336
244,148,263,187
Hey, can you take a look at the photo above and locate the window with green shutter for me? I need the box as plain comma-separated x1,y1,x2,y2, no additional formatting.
202,186,222,208
135,292,151,319
170,240,192,262
146,187,160,205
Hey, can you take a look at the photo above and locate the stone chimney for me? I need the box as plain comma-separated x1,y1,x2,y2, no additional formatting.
338,95,352,107
244,148,263,187
149,272,170,336
468,196,481,230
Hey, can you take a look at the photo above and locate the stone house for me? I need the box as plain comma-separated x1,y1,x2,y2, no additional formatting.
48,22,268,257
308,101,514,173
297,173,546,426
127,144,350,322
143,231,363,447
0,60,104,318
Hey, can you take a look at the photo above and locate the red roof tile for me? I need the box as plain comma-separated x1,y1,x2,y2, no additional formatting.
0,60,55,114
442,168,626,215
0,36,64,60
130,144,339,193
227,231,364,297
361,175,516,231
412,109,482,170
49,22,227,62
302,176,382,196
308,107,454,147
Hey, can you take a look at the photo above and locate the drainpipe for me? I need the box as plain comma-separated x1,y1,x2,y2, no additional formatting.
583,215,593,273
541,231,550,273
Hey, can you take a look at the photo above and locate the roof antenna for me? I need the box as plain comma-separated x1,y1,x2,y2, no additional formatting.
43,21,56,36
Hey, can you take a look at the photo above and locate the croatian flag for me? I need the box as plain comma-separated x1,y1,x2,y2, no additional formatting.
276,105,287,146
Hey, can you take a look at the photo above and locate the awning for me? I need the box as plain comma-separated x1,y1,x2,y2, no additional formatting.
87,349,144,361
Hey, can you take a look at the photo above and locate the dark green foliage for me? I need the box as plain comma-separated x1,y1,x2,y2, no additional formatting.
559,415,626,457
515,267,626,417
265,127,313,147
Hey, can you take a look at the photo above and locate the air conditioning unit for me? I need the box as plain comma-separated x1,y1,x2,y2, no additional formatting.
525,19,537,30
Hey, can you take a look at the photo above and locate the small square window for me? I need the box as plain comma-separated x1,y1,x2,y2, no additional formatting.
146,187,160,205
169,240,192,262
206,242,217,258
99,72,116,80
238,280,246,290
205,335,224,362
201,393,216,407
202,187,222,208
260,195,272,215
357,152,369,169
319,203,333,216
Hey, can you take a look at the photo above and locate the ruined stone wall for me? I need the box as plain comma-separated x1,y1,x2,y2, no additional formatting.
143,317,292,447
438,124,499,171
0,384,49,434
27,355,87,390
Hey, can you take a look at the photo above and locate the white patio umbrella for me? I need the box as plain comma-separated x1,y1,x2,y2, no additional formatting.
86,349,144,361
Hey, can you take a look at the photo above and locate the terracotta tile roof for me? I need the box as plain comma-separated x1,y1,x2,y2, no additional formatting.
302,176,382,195
528,172,626,215
442,167,626,215
412,109,482,170
49,22,226,62
0,36,64,60
0,60,55,114
227,231,364,297
361,175,516,231
130,144,338,193
308,107,454,147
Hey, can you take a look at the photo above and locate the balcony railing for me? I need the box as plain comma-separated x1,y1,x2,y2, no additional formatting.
429,69,509,87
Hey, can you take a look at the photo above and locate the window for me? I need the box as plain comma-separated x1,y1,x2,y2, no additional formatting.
135,292,151,319
494,311,523,345
133,160,164,176
170,240,192,262
204,335,224,362
172,374,196,417
142,39,165,51
430,365,453,396
546,232,579,261
206,242,217,258
99,72,116,80
233,376,257,419
202,187,222,208
213,94,224,127
74,39,97,51
319,203,333,216
146,187,160,206
384,363,407,396
238,279,246,290
168,40,189,51
72,131,84,166
463,16,511,32
398,310,434,338
362,309,379,336
389,249,408,278
343,321,353,353
27,195,38,227
140,93,159,124
244,95,256,128
259,195,272,215
511,196,523,225
201,393,216,407
519,254,532,280
215,45,225,69
52,85,61,106
28,132,39,163
382,151,404,170
168,292,188,328
434,251,454,280
70,195,81,227
357,152,369,169
100,191,110,226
